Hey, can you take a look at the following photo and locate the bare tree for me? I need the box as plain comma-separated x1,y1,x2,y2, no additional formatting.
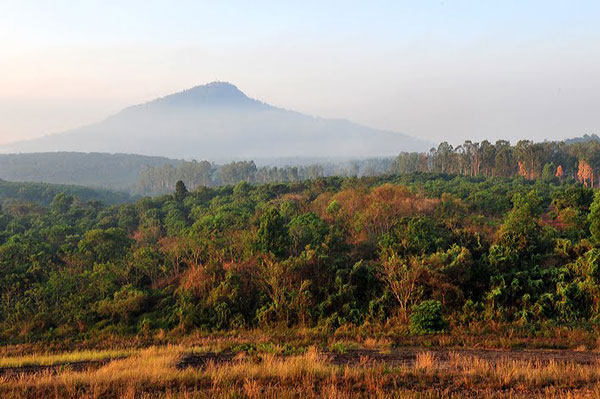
378,249,424,322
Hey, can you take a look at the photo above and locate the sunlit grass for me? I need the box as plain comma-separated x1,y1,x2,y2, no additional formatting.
0,349,135,368
1,346,600,398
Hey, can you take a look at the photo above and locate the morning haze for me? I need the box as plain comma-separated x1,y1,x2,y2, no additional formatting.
5,3,600,398
2,1,600,147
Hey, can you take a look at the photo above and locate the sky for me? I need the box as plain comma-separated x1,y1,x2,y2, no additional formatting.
1,0,600,146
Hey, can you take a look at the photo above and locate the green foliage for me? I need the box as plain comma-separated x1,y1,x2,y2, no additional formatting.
257,207,289,258
174,180,188,202
409,300,447,335
0,172,599,342
78,228,132,264
588,191,600,243
288,213,328,255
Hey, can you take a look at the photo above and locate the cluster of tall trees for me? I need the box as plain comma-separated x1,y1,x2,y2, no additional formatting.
136,137,600,196
391,139,600,186
2,172,600,342
135,161,360,194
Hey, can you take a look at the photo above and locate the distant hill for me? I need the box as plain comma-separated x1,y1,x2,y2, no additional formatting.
0,152,180,191
0,179,132,206
3,82,432,159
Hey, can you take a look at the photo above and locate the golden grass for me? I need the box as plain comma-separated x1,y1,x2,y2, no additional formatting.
414,351,436,371
0,348,135,368
2,346,600,398
203,347,331,382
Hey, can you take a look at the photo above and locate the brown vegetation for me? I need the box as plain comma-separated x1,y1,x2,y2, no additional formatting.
3,344,600,398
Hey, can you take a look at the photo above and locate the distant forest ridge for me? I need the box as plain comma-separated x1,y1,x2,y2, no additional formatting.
0,152,178,192
0,135,598,195
0,179,131,207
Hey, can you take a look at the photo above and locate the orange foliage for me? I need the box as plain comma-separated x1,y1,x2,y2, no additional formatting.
179,265,209,296
132,225,161,245
517,161,533,179
577,160,594,187
317,184,439,245
555,165,564,180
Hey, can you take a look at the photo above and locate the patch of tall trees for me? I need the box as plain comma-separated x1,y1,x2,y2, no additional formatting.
391,139,600,187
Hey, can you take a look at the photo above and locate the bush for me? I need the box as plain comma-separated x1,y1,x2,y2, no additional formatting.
409,300,447,335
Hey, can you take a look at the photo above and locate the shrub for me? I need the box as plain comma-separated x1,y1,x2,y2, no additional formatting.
409,300,447,335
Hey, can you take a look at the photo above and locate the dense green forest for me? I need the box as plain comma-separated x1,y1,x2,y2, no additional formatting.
1,171,600,342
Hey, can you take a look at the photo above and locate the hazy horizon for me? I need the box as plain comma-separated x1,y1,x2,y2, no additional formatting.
2,1,600,148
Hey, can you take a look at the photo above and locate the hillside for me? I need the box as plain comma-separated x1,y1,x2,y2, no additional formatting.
3,82,432,159
0,179,132,206
0,152,180,192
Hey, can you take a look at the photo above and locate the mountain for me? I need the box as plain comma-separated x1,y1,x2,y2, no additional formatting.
3,82,432,159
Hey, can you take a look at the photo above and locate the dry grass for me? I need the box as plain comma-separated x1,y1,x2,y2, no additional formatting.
2,346,600,398
0,348,134,368
203,347,331,382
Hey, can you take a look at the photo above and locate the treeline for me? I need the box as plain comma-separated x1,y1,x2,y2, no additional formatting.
0,179,131,207
135,159,394,195
3,136,600,197
0,152,395,195
391,138,600,186
2,173,600,341
0,152,177,191
136,137,600,196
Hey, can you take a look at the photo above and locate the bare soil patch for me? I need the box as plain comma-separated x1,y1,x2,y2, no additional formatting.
177,347,600,369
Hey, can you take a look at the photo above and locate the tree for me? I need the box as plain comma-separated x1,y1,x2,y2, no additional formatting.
174,180,188,202
494,140,514,177
496,190,545,254
589,191,600,243
288,213,328,255
257,207,289,258
218,161,257,185
409,300,447,334
78,228,132,264
378,248,425,322
578,160,595,187
542,162,557,183
556,164,564,180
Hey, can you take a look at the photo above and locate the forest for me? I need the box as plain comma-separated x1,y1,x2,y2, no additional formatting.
2,136,600,197
136,136,600,194
1,167,600,343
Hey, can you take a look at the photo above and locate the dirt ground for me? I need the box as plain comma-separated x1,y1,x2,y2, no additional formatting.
177,346,600,369
3,347,599,379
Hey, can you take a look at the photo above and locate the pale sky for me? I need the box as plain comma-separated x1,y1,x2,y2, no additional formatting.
1,0,600,146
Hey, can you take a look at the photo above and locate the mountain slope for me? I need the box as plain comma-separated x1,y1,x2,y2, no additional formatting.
0,152,179,191
4,82,432,159
0,178,132,205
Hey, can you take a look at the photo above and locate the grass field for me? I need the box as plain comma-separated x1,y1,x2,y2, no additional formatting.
2,335,600,398
0,349,134,368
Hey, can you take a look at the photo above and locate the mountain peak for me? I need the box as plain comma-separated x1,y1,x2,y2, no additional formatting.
150,81,256,107
4,82,433,158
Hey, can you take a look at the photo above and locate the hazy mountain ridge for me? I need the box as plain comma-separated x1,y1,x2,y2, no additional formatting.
3,82,432,159
0,152,180,191
0,178,131,205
